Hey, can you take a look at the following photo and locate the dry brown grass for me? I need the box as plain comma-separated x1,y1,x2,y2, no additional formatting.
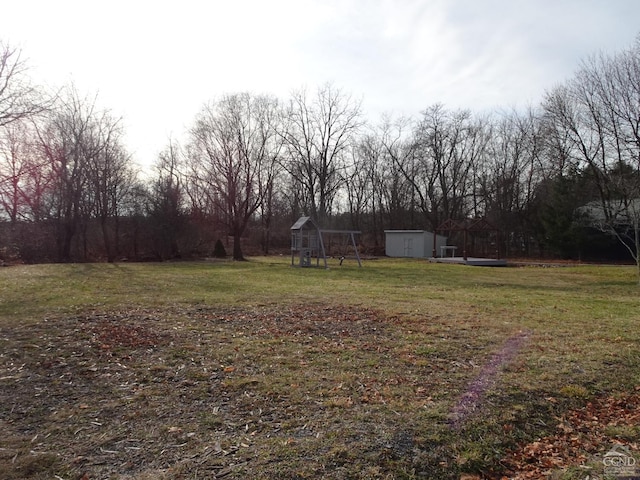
1,259,639,479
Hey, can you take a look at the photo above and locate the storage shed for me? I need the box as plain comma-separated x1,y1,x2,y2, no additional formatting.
385,230,448,258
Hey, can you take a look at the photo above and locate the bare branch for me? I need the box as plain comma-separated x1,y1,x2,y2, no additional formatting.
0,42,50,126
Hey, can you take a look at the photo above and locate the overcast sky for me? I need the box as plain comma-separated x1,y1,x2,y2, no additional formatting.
2,0,639,170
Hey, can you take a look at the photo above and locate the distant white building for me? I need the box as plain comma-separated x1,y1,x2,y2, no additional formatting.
578,198,640,227
384,230,448,258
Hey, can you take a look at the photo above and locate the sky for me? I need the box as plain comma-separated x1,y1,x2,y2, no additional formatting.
2,0,640,171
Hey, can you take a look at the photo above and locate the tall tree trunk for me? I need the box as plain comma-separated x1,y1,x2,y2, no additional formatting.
101,216,114,263
232,234,244,261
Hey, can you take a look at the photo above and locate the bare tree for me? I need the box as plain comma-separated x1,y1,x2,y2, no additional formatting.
543,38,640,279
0,42,49,127
347,132,380,243
345,142,372,232
85,115,135,262
396,104,484,231
476,108,545,255
376,115,420,230
35,86,122,261
147,140,186,260
0,121,31,222
281,84,362,225
255,101,285,254
188,93,282,260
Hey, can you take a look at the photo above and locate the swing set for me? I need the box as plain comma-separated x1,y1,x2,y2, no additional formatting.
290,216,362,268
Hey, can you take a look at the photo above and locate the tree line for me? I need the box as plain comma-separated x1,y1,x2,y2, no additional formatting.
1,37,640,268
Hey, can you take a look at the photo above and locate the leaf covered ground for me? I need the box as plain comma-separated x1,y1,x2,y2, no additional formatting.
2,258,640,479
1,304,452,479
0,305,640,479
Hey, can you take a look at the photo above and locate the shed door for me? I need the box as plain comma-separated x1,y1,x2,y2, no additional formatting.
403,238,413,256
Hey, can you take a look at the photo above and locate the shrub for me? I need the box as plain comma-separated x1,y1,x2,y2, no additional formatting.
212,239,227,258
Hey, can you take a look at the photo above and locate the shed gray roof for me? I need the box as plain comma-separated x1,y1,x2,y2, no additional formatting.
290,216,318,230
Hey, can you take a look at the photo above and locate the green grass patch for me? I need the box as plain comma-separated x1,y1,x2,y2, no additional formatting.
0,258,639,478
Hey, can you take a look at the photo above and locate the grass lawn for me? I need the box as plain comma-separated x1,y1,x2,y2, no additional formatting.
0,257,639,479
